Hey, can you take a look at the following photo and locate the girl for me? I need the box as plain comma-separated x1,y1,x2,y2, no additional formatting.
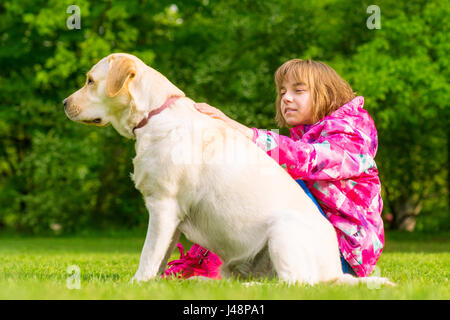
162,59,384,279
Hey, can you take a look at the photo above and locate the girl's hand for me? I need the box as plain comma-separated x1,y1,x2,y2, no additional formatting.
194,102,254,140
194,103,228,122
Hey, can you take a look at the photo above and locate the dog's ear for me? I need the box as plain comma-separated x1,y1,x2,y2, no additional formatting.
106,55,137,97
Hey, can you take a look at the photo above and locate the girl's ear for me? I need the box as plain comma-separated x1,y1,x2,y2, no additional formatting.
106,55,137,97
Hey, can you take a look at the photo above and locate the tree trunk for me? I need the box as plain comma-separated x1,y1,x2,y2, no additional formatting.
394,200,423,232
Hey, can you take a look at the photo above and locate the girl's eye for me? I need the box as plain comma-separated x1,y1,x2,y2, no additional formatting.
296,89,304,93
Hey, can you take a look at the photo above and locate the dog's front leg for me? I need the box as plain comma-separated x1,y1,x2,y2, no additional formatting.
132,197,181,283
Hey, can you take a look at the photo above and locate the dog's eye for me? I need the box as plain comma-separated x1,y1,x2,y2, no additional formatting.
87,77,94,85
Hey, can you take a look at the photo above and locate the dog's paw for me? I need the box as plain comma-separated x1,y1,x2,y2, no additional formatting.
130,276,141,285
370,276,396,287
130,273,153,284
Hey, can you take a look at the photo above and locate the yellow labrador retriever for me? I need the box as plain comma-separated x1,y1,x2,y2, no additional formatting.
64,53,392,286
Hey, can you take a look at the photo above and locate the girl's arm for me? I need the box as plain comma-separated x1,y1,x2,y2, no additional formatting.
194,103,377,181
252,128,378,181
195,103,254,140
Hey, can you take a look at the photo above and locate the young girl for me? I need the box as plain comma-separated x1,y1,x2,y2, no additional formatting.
162,59,385,279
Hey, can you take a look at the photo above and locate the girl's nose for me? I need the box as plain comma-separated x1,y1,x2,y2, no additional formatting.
283,93,293,104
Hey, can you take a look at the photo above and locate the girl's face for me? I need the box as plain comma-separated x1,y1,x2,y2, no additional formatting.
280,77,314,126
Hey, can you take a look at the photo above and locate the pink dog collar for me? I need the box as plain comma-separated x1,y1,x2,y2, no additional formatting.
133,95,182,135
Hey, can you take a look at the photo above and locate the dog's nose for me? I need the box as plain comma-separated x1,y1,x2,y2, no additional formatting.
63,98,68,108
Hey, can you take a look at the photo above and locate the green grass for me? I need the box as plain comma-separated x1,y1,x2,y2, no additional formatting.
0,231,448,299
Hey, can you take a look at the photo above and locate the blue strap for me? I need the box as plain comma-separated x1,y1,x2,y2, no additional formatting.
295,179,326,219
340,255,356,275
295,179,355,275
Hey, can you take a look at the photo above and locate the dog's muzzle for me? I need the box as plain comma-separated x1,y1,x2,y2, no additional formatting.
63,98,82,119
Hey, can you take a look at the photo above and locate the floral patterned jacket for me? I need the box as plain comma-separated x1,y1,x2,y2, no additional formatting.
251,96,384,277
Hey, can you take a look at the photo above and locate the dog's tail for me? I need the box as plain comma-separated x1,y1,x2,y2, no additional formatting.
334,274,396,287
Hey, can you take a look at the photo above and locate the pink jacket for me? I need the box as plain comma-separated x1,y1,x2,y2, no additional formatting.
252,96,384,277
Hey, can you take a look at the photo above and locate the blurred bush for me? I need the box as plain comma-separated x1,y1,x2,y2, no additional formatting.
0,0,448,234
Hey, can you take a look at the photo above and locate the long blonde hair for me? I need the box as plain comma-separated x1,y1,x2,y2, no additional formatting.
274,59,356,127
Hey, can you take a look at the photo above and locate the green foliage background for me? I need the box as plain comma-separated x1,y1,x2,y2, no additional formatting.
0,0,448,234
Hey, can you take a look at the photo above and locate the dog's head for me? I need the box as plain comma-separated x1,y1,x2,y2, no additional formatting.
63,53,184,139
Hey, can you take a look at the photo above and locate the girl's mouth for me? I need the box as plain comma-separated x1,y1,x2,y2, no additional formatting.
285,108,297,115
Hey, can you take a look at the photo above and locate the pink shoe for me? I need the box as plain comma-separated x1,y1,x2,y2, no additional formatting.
162,243,222,279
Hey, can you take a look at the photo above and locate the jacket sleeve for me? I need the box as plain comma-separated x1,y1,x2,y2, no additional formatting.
251,127,377,181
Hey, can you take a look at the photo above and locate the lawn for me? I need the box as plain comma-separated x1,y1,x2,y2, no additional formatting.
0,231,448,300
